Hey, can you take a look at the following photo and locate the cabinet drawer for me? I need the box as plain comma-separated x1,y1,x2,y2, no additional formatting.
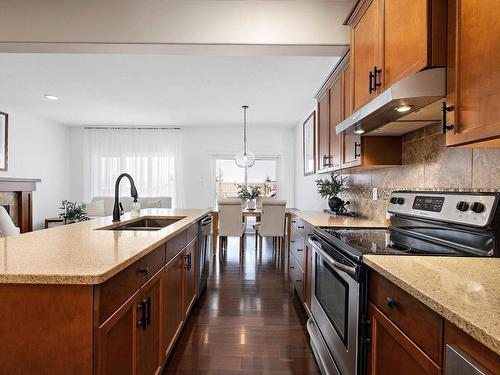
290,216,306,237
166,230,187,263
369,271,443,364
96,244,166,325
289,254,305,303
290,228,306,271
186,223,198,243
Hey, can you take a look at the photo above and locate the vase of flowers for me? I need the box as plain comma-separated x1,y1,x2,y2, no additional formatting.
236,184,262,210
315,174,348,212
59,200,90,224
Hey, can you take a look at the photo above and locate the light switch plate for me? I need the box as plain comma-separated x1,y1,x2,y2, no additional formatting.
372,188,378,200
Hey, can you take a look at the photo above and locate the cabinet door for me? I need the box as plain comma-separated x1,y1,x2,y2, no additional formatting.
352,0,380,110
162,250,184,359
342,134,362,168
368,303,441,375
183,238,198,317
317,92,330,171
446,0,500,146
382,0,429,89
96,295,136,375
329,76,342,169
137,271,163,375
342,60,353,119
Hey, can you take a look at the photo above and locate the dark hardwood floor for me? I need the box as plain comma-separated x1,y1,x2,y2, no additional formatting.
163,235,320,374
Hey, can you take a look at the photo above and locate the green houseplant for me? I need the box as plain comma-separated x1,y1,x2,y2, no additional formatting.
59,200,90,224
315,174,348,211
236,184,262,210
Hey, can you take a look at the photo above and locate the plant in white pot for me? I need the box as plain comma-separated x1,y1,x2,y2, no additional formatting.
315,174,348,212
236,184,262,210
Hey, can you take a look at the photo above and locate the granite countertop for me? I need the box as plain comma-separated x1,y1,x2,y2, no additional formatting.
364,255,500,356
0,208,211,285
290,210,388,228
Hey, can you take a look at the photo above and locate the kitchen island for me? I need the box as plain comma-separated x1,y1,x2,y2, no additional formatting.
0,208,210,375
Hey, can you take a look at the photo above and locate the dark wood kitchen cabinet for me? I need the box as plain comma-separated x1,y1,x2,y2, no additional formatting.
183,237,198,317
444,0,500,147
162,250,184,359
345,0,446,112
329,74,343,169
317,91,331,172
96,269,163,375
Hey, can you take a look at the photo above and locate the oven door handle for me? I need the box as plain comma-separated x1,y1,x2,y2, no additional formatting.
309,237,357,279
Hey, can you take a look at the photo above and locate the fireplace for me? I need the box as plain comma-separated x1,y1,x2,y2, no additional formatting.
0,178,40,233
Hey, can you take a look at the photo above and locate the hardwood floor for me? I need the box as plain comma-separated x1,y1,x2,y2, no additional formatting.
163,235,320,374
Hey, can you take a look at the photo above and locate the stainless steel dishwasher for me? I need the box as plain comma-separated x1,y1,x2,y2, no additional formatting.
197,215,212,298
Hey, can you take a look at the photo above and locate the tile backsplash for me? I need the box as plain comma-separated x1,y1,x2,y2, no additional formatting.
338,124,500,221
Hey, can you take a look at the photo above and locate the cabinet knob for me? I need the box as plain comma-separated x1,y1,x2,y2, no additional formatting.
386,297,398,308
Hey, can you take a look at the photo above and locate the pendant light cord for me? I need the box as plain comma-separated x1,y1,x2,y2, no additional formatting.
242,105,248,155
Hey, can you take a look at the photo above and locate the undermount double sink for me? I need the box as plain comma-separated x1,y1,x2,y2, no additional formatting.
105,217,185,231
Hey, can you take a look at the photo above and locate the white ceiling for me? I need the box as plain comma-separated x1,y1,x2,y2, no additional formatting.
0,53,339,127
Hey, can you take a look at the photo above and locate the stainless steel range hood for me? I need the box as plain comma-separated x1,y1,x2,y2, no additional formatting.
336,68,446,136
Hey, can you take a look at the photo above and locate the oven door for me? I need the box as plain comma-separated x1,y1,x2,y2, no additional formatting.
309,238,360,375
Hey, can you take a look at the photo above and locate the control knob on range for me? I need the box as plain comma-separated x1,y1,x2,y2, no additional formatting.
456,201,470,212
396,197,405,205
471,202,485,214
390,197,398,204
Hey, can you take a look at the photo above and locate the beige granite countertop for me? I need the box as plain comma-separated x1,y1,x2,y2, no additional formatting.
364,255,500,356
290,210,388,228
0,208,211,285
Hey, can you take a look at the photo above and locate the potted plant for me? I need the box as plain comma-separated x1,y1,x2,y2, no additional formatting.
315,174,348,212
59,200,90,224
236,184,262,210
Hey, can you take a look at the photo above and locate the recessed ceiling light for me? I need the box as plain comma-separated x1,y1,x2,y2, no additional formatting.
44,94,59,101
354,128,365,134
395,105,412,113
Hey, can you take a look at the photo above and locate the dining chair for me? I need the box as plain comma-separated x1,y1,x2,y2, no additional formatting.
217,198,246,252
0,206,20,237
254,199,286,251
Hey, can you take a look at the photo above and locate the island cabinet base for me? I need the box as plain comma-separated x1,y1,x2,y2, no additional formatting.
0,224,200,375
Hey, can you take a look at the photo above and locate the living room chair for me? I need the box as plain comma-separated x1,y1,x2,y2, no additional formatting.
0,206,20,237
217,198,245,252
254,199,286,251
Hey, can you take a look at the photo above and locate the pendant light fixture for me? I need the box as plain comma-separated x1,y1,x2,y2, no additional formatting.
235,105,256,168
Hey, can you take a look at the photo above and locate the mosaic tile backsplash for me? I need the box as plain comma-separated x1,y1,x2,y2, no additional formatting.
337,124,500,221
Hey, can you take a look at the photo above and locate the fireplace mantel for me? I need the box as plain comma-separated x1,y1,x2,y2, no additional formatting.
0,177,41,233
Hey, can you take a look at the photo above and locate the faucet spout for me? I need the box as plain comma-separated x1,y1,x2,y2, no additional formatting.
113,173,139,222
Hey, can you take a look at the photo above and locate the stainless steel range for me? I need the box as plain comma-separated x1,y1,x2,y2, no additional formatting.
307,191,500,375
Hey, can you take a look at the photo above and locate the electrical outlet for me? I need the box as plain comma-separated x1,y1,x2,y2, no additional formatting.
372,188,378,200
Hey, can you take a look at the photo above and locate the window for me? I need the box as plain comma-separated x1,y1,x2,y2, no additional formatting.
83,128,182,206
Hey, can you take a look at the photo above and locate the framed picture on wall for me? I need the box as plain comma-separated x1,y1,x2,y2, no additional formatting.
303,111,315,176
0,112,8,171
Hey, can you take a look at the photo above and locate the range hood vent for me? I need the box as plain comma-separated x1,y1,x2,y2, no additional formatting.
336,68,446,136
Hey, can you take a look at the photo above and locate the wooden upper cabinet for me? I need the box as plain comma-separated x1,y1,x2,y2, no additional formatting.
445,0,500,147
317,92,330,171
351,0,380,110
329,76,343,169
347,0,446,112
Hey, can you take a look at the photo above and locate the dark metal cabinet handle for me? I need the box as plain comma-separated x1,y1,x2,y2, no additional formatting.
296,279,302,283
297,248,304,252
386,297,398,308
322,154,332,168
145,297,151,326
369,71,375,93
137,299,147,330
354,141,361,158
138,267,149,275
298,225,305,229
441,102,455,134
373,66,382,90
184,253,192,270
289,266,295,269
290,240,295,243
291,220,296,224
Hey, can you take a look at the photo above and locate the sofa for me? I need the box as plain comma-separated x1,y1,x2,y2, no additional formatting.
85,196,172,217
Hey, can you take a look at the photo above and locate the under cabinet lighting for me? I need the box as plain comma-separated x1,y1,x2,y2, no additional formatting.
395,105,412,113
44,94,59,101
354,128,365,134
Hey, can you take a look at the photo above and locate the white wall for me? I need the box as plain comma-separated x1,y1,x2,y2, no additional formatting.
0,108,71,229
293,113,328,211
69,126,295,209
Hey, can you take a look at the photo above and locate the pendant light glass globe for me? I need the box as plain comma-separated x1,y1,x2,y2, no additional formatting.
235,151,256,168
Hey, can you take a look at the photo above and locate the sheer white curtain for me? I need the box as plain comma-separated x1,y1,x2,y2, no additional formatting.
83,128,184,208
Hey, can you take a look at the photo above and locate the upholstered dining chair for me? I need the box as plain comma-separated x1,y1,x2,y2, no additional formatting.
0,206,20,237
254,200,286,251
217,198,246,252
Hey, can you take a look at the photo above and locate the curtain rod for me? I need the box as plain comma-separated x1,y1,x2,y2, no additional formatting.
84,127,181,130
